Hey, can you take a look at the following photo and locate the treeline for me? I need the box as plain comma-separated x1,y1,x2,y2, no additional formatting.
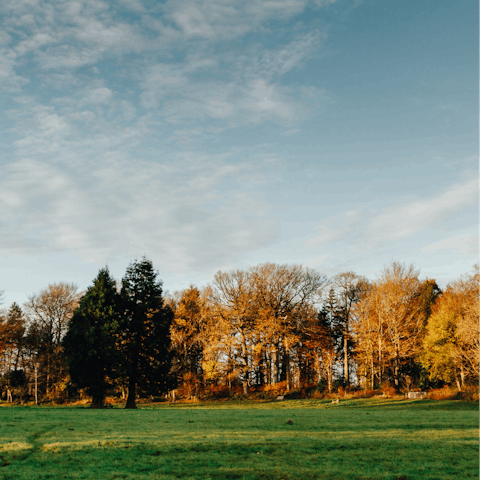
0,259,478,406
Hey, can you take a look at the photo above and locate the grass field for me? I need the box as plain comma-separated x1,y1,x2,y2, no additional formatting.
0,398,478,480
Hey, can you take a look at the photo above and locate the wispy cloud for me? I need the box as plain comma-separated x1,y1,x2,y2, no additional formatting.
139,28,324,127
1,0,327,140
306,175,478,253
0,146,279,272
422,232,478,257
164,0,308,40
365,176,478,241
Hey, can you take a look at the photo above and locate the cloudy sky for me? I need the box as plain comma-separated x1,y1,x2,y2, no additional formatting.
1,0,477,306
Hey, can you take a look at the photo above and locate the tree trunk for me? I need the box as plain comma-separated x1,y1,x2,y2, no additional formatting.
90,396,105,409
285,351,291,392
271,346,278,385
327,356,333,392
370,356,375,390
240,333,249,396
242,360,249,396
126,351,138,409
126,377,137,408
34,364,38,405
344,334,349,385
394,351,400,388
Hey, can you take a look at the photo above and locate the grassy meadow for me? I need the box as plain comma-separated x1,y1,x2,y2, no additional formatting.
0,398,478,480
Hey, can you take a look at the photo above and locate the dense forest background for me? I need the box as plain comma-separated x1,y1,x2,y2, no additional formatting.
0,259,478,405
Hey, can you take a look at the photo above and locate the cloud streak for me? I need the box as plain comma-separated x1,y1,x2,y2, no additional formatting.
306,175,478,253
0,148,279,272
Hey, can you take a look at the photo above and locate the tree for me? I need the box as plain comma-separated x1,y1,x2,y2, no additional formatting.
368,262,424,388
0,303,27,402
121,258,175,409
0,303,26,375
209,270,255,396
24,283,80,397
63,268,121,408
332,272,367,385
169,286,213,399
419,265,479,388
352,282,384,390
249,263,328,390
353,263,438,391
314,289,341,391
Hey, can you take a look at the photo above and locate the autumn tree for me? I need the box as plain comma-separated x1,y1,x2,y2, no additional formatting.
356,262,425,389
249,263,328,390
121,258,175,409
169,286,210,399
63,268,121,408
352,281,383,389
331,273,368,385
24,283,80,397
0,303,27,402
0,303,26,373
209,270,255,396
419,265,479,388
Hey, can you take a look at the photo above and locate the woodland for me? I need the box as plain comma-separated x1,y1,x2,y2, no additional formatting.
0,258,478,407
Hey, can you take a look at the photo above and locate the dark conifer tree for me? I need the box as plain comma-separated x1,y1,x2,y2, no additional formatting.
121,258,175,409
63,267,120,408
318,288,341,337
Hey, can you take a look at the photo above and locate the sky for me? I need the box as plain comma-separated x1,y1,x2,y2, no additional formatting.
0,0,478,307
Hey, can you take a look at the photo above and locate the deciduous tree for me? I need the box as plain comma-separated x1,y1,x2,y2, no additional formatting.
169,286,210,399
249,263,328,390
332,273,368,385
209,270,254,396
25,283,80,396
419,265,479,388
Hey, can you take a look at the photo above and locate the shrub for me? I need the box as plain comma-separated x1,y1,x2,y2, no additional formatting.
359,389,376,398
207,385,231,399
380,382,397,397
316,379,328,394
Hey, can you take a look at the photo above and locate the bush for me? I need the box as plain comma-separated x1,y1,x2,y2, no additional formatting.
316,379,328,394
206,385,231,399
427,385,479,401
380,382,397,397
358,389,377,398
261,381,288,395
332,379,346,391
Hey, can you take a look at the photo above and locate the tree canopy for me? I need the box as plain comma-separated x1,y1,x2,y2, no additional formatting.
63,267,120,408
121,258,175,409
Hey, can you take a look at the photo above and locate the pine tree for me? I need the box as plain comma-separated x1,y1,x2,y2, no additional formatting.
63,268,120,408
121,258,175,409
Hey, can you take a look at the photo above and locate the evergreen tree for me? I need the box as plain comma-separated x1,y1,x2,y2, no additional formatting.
63,268,120,408
121,258,175,409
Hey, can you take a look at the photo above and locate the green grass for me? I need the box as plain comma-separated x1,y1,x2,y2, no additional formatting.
0,398,478,479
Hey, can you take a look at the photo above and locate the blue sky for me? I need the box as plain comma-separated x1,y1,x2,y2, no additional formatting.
1,0,477,306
